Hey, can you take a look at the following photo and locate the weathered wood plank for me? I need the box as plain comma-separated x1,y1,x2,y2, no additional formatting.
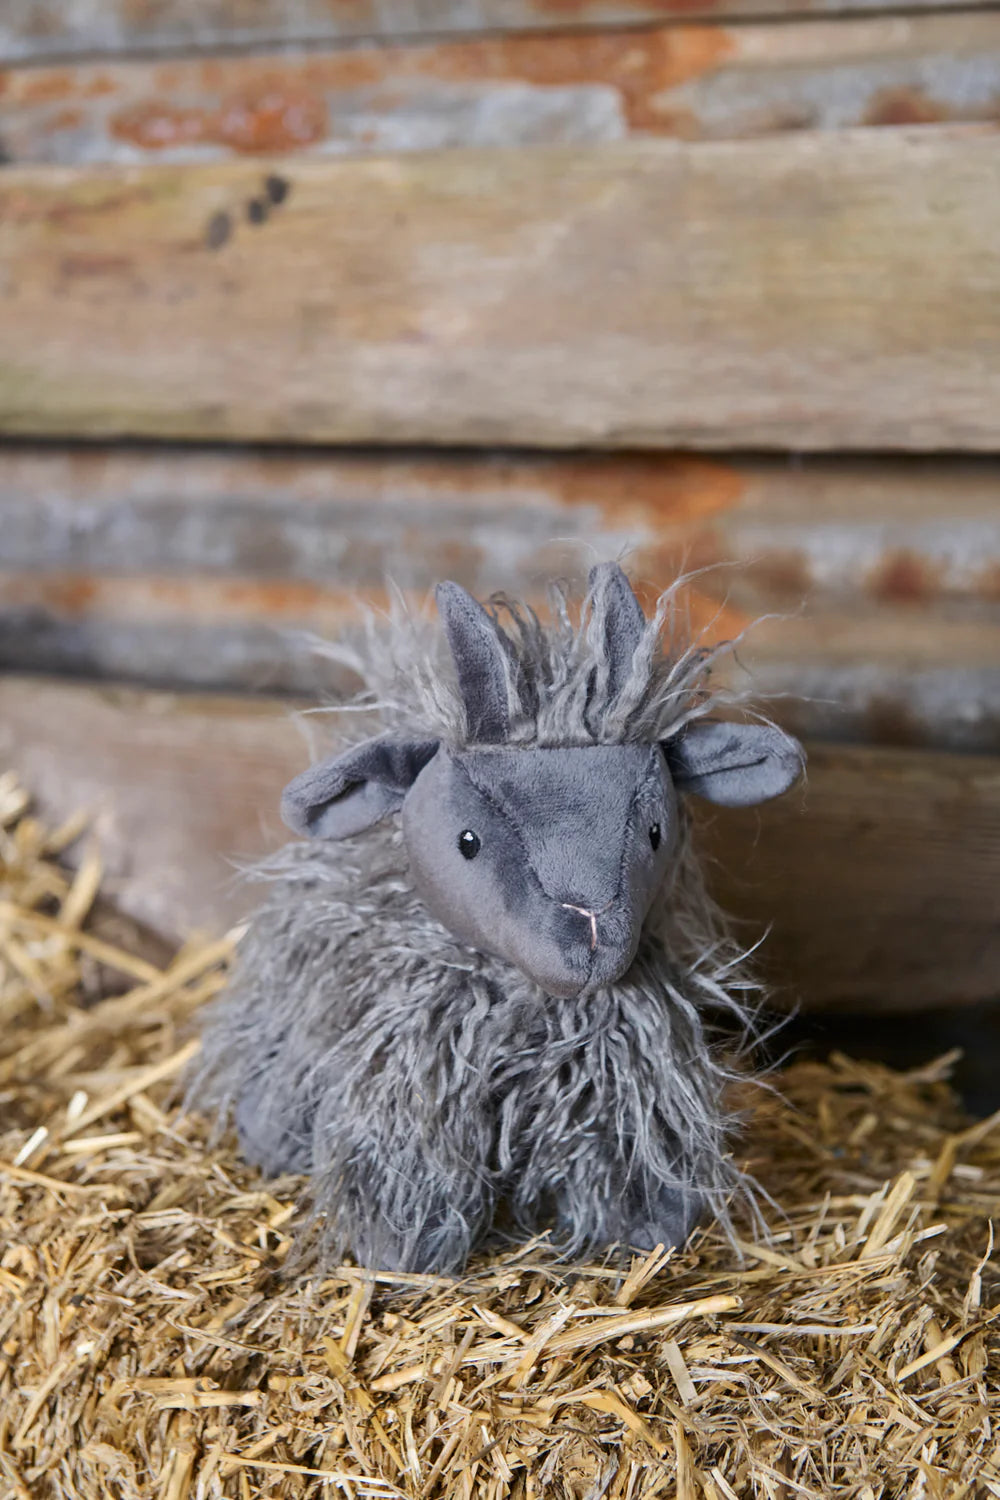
4,574,997,747
2,445,998,748
743,616,1000,753
0,444,736,584
1,675,996,1011
2,130,999,449
4,15,999,164
700,739,1000,1013
2,1,988,66
4,446,998,605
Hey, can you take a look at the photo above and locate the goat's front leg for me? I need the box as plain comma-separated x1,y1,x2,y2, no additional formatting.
505,1018,710,1257
512,1111,703,1256
309,980,501,1273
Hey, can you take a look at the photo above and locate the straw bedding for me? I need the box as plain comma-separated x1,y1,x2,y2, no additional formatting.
1,773,998,1500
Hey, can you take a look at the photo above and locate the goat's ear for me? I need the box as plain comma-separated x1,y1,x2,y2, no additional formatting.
664,721,804,807
436,580,512,743
588,562,646,702
281,736,439,839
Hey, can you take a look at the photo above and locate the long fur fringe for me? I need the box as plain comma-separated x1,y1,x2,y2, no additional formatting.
191,570,771,1273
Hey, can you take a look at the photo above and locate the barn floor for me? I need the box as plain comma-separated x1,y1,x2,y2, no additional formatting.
1,774,998,1500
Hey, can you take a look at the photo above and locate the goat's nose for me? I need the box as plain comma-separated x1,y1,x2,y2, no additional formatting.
559,898,612,952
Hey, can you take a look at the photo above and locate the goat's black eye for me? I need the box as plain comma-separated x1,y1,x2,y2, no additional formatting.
458,830,481,860
649,823,661,851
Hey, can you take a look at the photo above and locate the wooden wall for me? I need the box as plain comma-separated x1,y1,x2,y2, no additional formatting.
2,3,998,1010
3,447,998,749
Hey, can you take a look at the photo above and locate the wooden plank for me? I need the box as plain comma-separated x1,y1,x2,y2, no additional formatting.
735,616,1000,754
0,679,305,940
699,740,1000,1013
4,15,1000,164
1,674,996,1012
2,130,999,450
2,445,998,748
2,1,989,66
3,574,997,748
4,446,998,604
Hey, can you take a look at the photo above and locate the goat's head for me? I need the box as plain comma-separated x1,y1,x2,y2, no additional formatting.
281,566,803,998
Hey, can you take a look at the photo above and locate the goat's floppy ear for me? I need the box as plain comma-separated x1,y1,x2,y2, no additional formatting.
588,562,646,702
436,581,512,743
664,721,804,807
281,736,439,839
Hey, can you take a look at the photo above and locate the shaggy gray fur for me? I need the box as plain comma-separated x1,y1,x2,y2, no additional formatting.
192,565,803,1273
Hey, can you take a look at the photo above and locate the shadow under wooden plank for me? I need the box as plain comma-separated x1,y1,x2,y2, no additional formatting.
773,1003,1000,1116
1,674,997,1013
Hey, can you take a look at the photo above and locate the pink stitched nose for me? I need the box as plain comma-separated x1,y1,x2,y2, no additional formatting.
559,898,613,952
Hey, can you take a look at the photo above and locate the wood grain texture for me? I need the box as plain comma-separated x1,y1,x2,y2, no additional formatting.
2,0,988,65
4,578,998,748
2,445,998,748
699,739,1000,1013
4,15,999,164
1,674,996,1011
2,129,999,450
5,445,998,605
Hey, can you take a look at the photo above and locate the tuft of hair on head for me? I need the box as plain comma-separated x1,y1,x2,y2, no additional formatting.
304,564,760,754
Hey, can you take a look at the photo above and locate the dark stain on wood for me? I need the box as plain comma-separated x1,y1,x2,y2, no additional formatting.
735,550,814,603
204,208,231,249
264,173,289,205
246,197,268,224
865,695,923,749
871,550,941,604
863,87,948,128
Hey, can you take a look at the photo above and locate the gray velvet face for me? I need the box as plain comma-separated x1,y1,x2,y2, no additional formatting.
402,744,676,998
279,565,805,999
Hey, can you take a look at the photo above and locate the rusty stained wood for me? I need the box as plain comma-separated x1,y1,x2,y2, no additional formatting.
1,445,998,749
3,445,999,606
3,575,998,750
2,0,990,66
3,15,1000,164
2,130,1000,450
1,673,997,1012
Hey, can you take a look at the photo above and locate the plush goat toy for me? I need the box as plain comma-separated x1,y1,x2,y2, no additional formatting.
196,564,803,1273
